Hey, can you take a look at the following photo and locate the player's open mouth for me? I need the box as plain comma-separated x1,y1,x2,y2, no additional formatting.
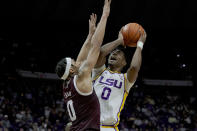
110,56,117,61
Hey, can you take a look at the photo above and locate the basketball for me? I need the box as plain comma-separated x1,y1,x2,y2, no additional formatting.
121,23,144,47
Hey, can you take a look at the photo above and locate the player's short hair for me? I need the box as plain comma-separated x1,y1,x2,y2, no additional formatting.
55,58,67,78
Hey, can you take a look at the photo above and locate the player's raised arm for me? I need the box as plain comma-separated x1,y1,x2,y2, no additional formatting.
76,13,97,64
95,29,124,68
126,30,147,88
76,0,112,93
79,0,111,73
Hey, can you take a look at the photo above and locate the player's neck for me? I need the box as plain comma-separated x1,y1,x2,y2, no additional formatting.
108,65,122,73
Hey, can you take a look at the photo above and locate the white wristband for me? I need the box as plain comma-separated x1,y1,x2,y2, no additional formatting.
137,41,144,50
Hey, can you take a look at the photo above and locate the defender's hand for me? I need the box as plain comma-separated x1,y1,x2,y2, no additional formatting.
89,13,97,35
103,0,112,17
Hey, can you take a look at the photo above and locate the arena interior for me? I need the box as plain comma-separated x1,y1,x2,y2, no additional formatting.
0,0,197,130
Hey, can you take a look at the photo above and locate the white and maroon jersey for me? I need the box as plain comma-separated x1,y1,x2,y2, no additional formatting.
63,75,100,131
92,65,134,128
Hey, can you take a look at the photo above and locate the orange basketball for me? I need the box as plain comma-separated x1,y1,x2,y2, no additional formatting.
121,23,144,47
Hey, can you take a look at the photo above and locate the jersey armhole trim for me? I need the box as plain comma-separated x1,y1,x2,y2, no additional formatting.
123,74,129,94
93,67,107,81
73,75,93,96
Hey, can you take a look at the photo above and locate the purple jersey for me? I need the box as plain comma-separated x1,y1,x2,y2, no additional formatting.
63,76,100,131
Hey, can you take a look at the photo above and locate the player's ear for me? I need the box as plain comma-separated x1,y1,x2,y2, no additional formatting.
123,59,127,66
70,68,74,73
69,66,75,74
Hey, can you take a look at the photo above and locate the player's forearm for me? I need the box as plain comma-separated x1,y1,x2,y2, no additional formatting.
130,47,142,71
126,47,142,83
87,0,111,70
100,38,122,57
87,16,108,70
76,34,93,63
91,15,108,48
127,30,146,82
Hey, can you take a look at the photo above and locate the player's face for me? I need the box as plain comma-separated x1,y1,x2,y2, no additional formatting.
108,49,126,67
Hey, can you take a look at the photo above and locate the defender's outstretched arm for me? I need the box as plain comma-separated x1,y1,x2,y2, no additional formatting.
76,13,97,64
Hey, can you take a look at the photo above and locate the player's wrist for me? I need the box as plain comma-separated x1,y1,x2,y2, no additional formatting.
137,41,144,50
117,37,123,43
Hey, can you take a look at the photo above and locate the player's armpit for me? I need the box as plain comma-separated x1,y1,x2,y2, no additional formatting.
75,63,93,94
127,67,138,84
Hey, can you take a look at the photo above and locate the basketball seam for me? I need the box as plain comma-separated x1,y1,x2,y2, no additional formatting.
131,23,141,43
127,24,134,44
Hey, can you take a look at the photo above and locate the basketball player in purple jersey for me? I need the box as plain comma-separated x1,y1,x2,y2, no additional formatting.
55,0,112,130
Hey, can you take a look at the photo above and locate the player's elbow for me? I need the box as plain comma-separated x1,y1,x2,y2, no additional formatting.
130,60,142,71
130,65,140,72
100,48,106,56
91,43,101,53
91,38,102,48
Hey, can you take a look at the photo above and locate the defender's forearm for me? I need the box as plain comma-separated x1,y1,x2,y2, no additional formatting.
91,15,108,48
76,34,93,63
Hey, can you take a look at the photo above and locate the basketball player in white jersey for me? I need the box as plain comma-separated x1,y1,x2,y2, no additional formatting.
92,29,147,131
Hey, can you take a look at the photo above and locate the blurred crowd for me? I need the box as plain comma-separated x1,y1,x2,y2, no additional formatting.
119,88,197,131
0,77,197,131
0,77,69,131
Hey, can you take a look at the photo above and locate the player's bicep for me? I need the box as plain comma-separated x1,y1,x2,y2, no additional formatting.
76,46,89,63
127,67,138,84
125,73,135,92
78,61,91,77
92,64,106,79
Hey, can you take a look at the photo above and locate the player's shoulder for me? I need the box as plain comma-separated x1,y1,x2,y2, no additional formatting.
74,75,93,96
93,64,106,72
92,65,107,80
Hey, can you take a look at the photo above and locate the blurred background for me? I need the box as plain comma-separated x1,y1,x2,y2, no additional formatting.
0,0,197,130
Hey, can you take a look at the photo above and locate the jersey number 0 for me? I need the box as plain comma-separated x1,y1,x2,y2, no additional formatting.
101,87,112,100
67,100,76,121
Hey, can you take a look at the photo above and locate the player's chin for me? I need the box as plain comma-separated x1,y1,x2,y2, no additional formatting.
108,60,117,65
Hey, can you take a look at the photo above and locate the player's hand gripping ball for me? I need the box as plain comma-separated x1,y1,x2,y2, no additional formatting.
121,23,145,47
